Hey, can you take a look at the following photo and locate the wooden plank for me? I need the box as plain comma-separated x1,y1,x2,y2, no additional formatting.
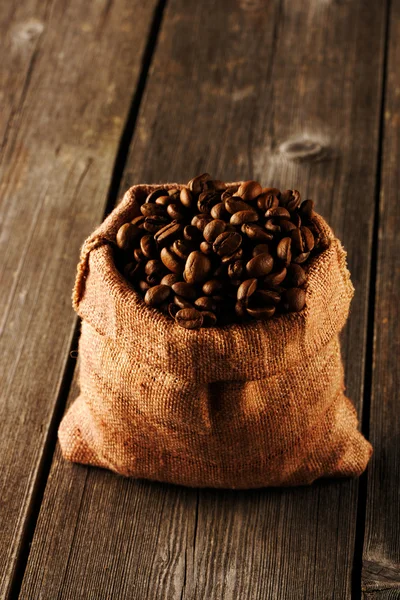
362,1,400,598
0,0,159,597
20,0,386,598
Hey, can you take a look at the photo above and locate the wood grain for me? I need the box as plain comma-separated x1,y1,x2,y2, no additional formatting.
21,0,386,598
362,1,400,598
0,0,158,597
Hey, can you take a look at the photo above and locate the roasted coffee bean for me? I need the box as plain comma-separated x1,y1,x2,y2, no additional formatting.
201,311,218,327
225,197,251,214
183,224,202,243
228,260,244,280
230,210,258,225
161,273,180,286
144,215,169,232
134,248,145,262
252,243,270,257
188,173,211,195
172,282,197,300
286,264,307,287
280,189,301,212
246,305,275,320
192,214,213,231
241,223,273,242
117,174,326,328
237,278,257,303
175,308,204,330
276,237,292,266
184,251,212,284
263,267,287,287
154,221,182,246
213,231,242,256
180,187,194,208
257,193,279,212
140,234,156,258
198,191,220,214
138,280,150,293
116,223,139,251
203,219,226,242
282,287,306,312
174,295,194,310
141,203,166,217
265,207,291,220
131,215,146,227
145,188,168,203
237,180,262,201
144,284,171,307
171,239,191,260
246,253,274,278
194,297,217,312
299,199,314,219
202,279,224,295
200,240,213,254
155,195,173,206
167,204,185,221
211,202,229,220
160,247,184,274
253,289,281,305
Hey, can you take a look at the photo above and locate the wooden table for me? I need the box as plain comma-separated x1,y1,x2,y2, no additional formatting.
1,1,399,598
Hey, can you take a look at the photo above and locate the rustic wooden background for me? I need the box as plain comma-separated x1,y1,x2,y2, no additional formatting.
0,0,398,598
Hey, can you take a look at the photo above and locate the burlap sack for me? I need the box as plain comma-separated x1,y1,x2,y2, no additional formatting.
58,183,372,488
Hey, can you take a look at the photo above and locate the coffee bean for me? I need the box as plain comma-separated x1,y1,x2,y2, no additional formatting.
188,173,211,195
282,288,306,312
167,204,185,221
230,210,259,226
252,244,270,257
253,289,281,305
145,188,168,203
183,224,202,243
174,295,194,310
257,193,279,212
140,234,156,258
180,187,194,208
192,214,213,231
291,228,304,253
242,223,273,242
184,251,212,284
237,278,257,302
276,237,292,266
154,221,182,247
175,308,204,330
160,247,184,274
171,239,191,260
225,198,251,214
116,223,139,251
145,259,165,279
203,219,226,242
201,311,218,327
131,215,146,227
246,253,274,278
265,207,291,220
202,279,224,295
138,280,150,293
299,199,314,219
264,219,281,233
144,215,169,232
293,251,310,264
200,241,213,254
140,203,166,217
155,195,173,206
211,202,229,220
194,296,217,312
161,273,180,286
144,284,171,307
301,226,315,252
263,267,287,287
124,262,139,280
172,282,197,300
168,303,179,318
237,180,262,201
207,179,226,191
134,248,145,262
228,259,244,280
198,191,220,214
221,247,243,265
286,264,307,287
213,231,242,256
280,220,297,233
280,189,301,212
246,305,276,320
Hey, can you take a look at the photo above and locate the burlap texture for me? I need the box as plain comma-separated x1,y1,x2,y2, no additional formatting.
58,184,373,488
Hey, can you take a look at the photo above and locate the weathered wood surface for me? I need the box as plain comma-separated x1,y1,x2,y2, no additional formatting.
0,0,158,597
19,0,387,599
361,2,400,598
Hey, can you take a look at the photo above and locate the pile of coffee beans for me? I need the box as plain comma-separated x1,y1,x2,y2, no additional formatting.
114,175,330,330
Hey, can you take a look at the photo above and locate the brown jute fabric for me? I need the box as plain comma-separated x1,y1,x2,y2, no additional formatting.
58,183,373,488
